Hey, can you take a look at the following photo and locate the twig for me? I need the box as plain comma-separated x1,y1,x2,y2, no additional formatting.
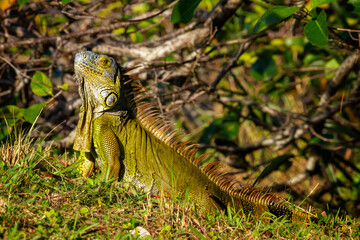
210,33,265,92
0,6,171,51
44,128,76,149
0,55,32,80
93,28,211,63
309,126,336,143
93,0,244,63
219,97,282,118
317,51,359,110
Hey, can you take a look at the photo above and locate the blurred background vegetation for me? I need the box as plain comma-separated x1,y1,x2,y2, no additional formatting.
0,0,359,219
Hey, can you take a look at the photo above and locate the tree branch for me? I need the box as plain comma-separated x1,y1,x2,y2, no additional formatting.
0,6,170,51
93,0,244,63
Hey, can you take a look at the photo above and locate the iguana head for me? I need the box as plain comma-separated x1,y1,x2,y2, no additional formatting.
74,51,122,152
74,51,121,112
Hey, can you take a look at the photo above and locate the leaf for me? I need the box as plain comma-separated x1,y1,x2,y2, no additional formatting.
325,58,339,79
189,226,207,240
217,120,240,140
347,0,360,13
250,54,277,81
0,105,24,141
171,0,201,24
0,120,12,141
31,71,53,97
57,83,68,91
24,102,46,124
0,105,24,119
55,160,82,175
309,0,335,10
132,3,150,13
252,6,300,33
253,154,294,186
61,0,72,4
80,207,89,217
17,0,29,7
86,177,94,186
198,118,222,145
304,10,328,47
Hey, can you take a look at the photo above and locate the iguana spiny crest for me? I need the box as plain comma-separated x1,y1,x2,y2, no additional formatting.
73,50,317,223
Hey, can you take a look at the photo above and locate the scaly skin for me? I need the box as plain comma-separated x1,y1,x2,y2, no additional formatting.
73,51,317,223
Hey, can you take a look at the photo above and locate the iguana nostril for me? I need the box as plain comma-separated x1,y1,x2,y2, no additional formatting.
75,52,85,64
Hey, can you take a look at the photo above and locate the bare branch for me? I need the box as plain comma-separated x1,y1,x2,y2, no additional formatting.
93,0,244,64
317,52,359,111
210,35,259,92
0,6,170,51
93,27,210,63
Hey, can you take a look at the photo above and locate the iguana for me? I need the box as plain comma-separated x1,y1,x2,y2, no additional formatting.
73,50,317,223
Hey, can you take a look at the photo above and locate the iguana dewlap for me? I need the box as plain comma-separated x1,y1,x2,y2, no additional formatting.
73,50,316,223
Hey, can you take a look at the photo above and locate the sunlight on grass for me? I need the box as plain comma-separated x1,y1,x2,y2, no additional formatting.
0,130,359,239
0,129,50,166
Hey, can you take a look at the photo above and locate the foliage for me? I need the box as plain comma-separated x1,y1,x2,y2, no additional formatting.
171,0,201,24
304,9,328,46
252,6,300,33
31,71,53,97
0,0,360,237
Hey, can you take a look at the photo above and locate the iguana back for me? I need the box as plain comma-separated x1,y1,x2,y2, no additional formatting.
73,51,316,223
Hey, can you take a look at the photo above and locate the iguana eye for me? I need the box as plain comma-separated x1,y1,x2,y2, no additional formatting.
105,92,117,107
99,57,110,67
101,90,118,107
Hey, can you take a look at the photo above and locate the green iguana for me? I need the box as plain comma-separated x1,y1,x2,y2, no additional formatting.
73,50,317,223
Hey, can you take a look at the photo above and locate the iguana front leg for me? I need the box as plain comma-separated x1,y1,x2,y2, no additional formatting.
92,121,121,180
77,151,95,177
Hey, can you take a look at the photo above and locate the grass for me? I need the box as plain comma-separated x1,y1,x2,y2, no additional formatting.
0,132,359,239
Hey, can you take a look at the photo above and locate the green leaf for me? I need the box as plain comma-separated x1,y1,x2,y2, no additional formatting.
252,6,300,33
61,0,72,4
57,83,68,91
304,10,328,47
198,118,222,145
17,0,29,7
347,0,360,13
253,154,294,186
171,0,201,24
80,207,89,217
31,71,53,97
86,177,94,186
0,105,24,119
55,160,82,175
132,3,150,13
0,108,22,141
0,120,12,141
250,54,277,81
189,226,207,240
24,102,46,124
309,0,335,10
217,120,239,140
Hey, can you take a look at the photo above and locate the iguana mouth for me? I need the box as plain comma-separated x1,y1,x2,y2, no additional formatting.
74,71,84,86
